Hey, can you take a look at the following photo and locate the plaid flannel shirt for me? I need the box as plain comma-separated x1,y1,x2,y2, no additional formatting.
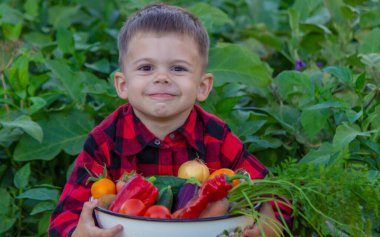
48,103,291,236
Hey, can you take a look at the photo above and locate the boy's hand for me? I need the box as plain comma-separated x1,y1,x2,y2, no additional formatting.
243,202,283,237
72,200,123,237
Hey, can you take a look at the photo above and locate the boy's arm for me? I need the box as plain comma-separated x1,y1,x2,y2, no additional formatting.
48,134,111,236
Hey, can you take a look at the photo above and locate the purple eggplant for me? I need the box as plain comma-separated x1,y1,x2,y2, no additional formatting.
173,183,199,212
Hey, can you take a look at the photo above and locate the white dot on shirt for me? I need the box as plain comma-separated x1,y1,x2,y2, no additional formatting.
154,139,160,145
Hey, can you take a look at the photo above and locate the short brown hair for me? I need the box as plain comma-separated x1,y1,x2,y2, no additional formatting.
118,3,209,72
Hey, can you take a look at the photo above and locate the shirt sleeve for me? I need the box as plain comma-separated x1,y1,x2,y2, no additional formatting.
48,132,110,237
221,126,292,227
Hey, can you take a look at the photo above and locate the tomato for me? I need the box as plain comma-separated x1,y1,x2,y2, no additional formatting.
144,205,172,218
91,178,116,199
119,199,146,216
116,170,136,193
116,180,126,194
209,168,240,187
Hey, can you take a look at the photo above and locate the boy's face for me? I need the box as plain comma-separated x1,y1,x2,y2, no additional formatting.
115,32,213,125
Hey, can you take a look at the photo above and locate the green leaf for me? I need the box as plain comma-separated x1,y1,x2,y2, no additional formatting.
0,3,24,25
0,128,23,147
266,104,300,134
333,123,375,149
246,136,282,150
359,53,380,71
17,188,59,201
23,32,53,48
303,101,342,110
359,28,380,53
237,120,266,138
245,0,280,30
215,96,241,113
324,0,347,26
57,27,74,53
354,73,366,91
300,101,343,137
345,109,362,123
27,97,47,115
0,188,12,214
5,54,29,98
23,0,39,20
30,201,55,215
360,7,380,28
84,59,110,73
208,44,272,88
188,3,234,33
0,215,16,234
301,108,329,138
1,115,43,143
2,21,23,41
14,163,31,189
323,66,353,84
362,140,380,158
274,71,314,107
299,143,337,164
45,59,83,104
47,5,80,28
14,110,94,161
38,212,51,235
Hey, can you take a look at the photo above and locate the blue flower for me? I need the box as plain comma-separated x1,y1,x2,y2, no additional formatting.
295,60,307,71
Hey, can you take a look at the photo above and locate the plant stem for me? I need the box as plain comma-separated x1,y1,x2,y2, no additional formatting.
364,89,379,111
1,72,10,119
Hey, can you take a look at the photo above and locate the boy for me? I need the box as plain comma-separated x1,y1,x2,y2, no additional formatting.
49,3,290,237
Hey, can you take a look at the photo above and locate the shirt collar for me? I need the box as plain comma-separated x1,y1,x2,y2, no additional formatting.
115,104,205,157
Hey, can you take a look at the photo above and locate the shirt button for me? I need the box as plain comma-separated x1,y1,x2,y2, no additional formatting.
169,134,175,139
154,139,160,145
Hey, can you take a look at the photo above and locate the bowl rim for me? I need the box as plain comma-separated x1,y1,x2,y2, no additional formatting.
95,203,260,223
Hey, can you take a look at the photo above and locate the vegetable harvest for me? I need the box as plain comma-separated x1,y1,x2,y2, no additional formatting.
228,159,380,237
109,174,158,213
173,174,233,218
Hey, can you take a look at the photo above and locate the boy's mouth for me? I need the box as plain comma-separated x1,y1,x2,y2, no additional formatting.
148,93,177,100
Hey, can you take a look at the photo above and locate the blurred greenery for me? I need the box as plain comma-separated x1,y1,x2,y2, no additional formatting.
1,0,380,236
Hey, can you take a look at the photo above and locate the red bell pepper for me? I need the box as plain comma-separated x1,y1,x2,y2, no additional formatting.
173,174,233,218
109,174,159,213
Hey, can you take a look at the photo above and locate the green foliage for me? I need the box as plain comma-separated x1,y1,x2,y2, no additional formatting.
229,159,380,236
0,0,380,236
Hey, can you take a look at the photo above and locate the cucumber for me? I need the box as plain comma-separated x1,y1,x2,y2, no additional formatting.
156,185,173,210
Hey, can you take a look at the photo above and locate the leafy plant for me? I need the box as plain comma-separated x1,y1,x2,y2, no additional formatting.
229,159,380,236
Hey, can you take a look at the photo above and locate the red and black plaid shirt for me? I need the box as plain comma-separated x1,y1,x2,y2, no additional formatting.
49,103,290,236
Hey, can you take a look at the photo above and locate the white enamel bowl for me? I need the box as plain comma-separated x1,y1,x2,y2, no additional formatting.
94,207,254,237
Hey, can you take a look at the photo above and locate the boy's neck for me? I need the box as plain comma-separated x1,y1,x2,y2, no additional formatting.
134,109,192,140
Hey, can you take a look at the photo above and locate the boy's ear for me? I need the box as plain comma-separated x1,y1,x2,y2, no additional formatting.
114,72,128,99
196,73,213,102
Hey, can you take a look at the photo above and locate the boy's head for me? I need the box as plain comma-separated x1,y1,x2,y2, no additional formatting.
118,3,209,73
114,4,214,133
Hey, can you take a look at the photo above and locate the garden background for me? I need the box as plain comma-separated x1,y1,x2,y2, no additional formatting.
1,0,380,236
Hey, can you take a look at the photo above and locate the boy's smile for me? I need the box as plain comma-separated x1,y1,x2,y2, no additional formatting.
114,32,213,138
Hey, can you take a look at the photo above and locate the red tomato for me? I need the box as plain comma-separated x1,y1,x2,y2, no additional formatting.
116,180,126,194
144,205,172,218
119,199,146,216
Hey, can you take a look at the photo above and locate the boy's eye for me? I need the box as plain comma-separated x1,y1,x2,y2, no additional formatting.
171,66,187,72
138,65,153,71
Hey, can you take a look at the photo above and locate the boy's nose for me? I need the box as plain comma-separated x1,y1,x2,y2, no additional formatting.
153,72,171,84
